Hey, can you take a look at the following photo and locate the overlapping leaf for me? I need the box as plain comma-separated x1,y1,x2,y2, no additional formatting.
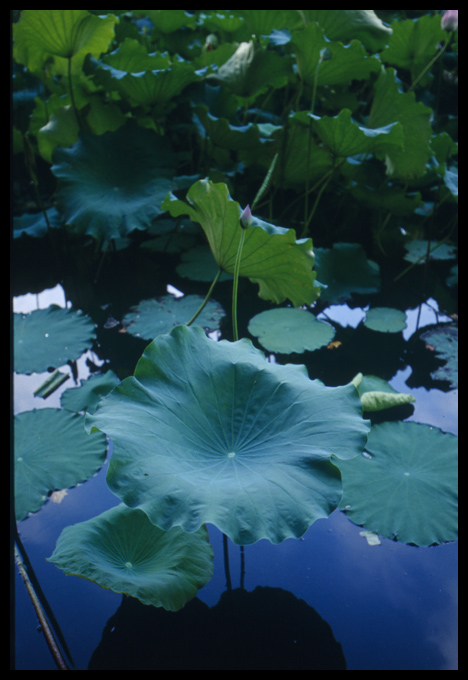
163,180,319,306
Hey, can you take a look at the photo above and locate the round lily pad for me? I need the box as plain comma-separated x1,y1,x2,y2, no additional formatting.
123,295,226,340
86,325,370,545
47,503,214,611
14,408,107,521
336,421,458,545
363,307,407,333
248,307,335,354
14,305,96,374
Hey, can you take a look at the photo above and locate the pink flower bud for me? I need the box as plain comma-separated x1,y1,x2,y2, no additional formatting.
441,10,458,32
240,204,252,229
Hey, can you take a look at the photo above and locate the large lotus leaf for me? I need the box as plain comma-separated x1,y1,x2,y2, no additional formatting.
368,68,433,179
336,421,458,546
421,323,458,388
13,10,117,74
314,243,381,304
299,10,392,52
14,408,107,521
90,39,201,109
14,305,96,374
52,120,176,245
291,23,382,87
85,325,370,545
381,15,446,78
162,180,319,306
47,503,214,611
248,307,335,354
123,295,225,341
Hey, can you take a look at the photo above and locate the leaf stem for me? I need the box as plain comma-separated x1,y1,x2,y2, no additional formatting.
67,56,82,130
185,267,222,326
232,227,246,342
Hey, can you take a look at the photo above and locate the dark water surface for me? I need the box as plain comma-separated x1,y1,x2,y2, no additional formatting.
13,256,458,669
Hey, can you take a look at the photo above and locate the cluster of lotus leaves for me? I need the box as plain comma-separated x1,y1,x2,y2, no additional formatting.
86,324,370,546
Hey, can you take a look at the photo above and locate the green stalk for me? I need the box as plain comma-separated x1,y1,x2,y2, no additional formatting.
67,56,82,130
232,227,246,342
185,268,222,327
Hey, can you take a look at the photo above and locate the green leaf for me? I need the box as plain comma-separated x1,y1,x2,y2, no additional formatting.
61,371,121,414
14,408,107,521
13,10,117,74
299,10,392,52
123,295,226,340
52,120,176,246
421,323,458,388
403,239,458,264
368,67,433,178
48,504,214,611
86,325,369,545
353,374,415,412
314,243,381,304
381,15,446,80
291,23,381,88
14,305,96,374
163,180,319,306
248,307,335,354
363,307,407,333
336,421,458,545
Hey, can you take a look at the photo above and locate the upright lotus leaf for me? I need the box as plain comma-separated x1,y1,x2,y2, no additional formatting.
368,68,433,178
163,180,319,306
14,408,107,521
122,294,225,340
314,243,380,304
291,23,381,88
52,120,176,246
86,325,370,545
248,307,335,354
13,10,117,74
48,504,214,611
381,15,447,82
336,421,458,545
14,305,96,374
298,10,392,52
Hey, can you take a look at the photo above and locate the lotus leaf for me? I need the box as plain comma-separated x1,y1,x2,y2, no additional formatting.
13,10,117,74
47,504,214,611
61,371,121,414
86,325,369,545
14,408,107,521
421,323,458,388
381,15,446,77
403,240,457,264
176,245,233,282
299,10,392,51
314,243,380,304
364,307,407,333
352,374,415,412
14,305,96,374
248,307,336,354
336,421,458,545
123,295,225,340
163,180,319,306
52,120,176,245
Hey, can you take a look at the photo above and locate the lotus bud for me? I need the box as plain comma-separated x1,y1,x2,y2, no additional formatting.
240,204,252,229
441,10,458,32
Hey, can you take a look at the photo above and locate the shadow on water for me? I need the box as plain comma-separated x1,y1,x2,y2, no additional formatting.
88,586,346,670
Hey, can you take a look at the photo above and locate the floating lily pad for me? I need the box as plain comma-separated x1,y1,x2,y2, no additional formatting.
248,307,335,354
61,371,121,414
48,503,214,611
336,421,458,545
314,243,380,304
363,307,407,333
421,323,458,388
14,305,96,374
14,408,107,521
52,120,176,246
86,325,369,545
163,180,319,306
123,295,226,340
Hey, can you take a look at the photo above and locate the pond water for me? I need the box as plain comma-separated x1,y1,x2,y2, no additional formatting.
13,245,457,670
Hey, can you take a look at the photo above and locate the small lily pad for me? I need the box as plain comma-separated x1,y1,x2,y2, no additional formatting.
336,421,458,545
48,503,214,611
248,307,335,354
14,408,107,521
123,295,226,340
363,307,407,333
14,305,96,374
